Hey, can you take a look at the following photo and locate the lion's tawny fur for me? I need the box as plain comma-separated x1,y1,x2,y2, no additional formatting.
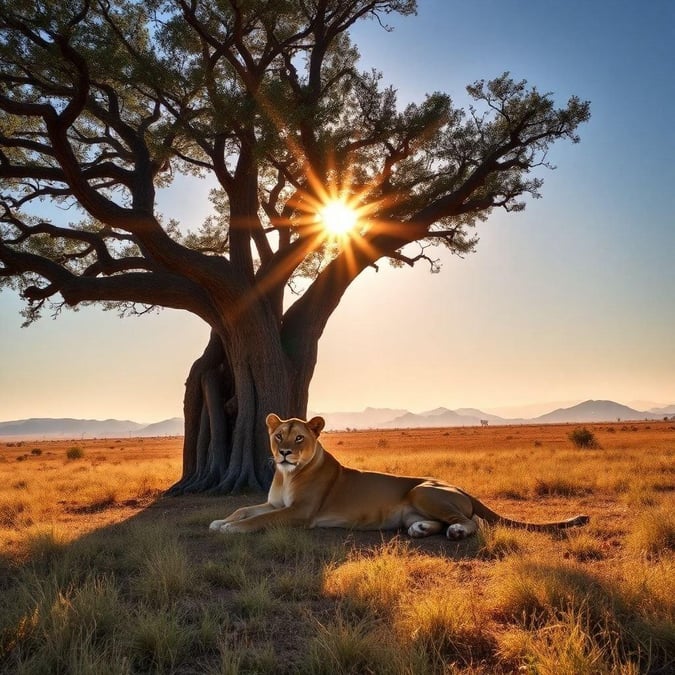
209,414,590,540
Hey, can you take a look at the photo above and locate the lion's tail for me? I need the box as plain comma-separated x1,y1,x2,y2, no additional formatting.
468,495,589,531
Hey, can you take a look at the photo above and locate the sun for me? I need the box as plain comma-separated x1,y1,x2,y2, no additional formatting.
319,199,359,237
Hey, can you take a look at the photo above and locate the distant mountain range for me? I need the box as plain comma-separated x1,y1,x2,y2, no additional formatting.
0,417,183,440
2,400,672,440
315,400,672,430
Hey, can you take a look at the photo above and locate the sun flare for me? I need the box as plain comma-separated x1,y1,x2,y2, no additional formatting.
319,199,359,237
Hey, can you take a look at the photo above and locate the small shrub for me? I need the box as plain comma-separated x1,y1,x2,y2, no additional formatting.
77,491,117,514
568,427,599,449
66,447,85,460
31,448,42,455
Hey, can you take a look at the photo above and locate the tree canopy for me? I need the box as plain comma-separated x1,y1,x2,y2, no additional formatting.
0,0,590,492
0,0,589,320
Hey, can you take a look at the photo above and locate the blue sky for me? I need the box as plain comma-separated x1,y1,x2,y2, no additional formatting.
1,0,674,421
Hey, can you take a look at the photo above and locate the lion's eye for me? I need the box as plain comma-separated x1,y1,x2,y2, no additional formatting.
275,433,283,442
295,435,304,443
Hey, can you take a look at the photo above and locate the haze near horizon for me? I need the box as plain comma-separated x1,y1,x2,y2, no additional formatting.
1,1,673,423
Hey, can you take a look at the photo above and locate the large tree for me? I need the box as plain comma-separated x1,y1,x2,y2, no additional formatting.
0,0,590,493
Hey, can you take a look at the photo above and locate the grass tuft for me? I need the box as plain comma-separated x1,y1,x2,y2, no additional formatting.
231,578,278,619
497,607,634,675
129,525,195,607
301,614,416,675
398,587,492,667
476,525,527,559
626,507,675,557
565,530,605,561
324,539,445,618
0,496,31,528
129,608,188,672
490,554,674,671
533,476,590,497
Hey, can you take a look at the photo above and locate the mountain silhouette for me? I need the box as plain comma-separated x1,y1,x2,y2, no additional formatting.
534,400,660,423
1,399,670,439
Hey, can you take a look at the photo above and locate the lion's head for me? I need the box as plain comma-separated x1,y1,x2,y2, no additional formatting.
265,414,325,473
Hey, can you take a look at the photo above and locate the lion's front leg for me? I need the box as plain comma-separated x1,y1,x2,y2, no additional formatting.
209,502,277,532
212,506,309,534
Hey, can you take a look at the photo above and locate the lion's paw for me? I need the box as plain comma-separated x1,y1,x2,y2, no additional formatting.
446,523,470,540
209,519,227,532
408,522,429,538
408,521,442,538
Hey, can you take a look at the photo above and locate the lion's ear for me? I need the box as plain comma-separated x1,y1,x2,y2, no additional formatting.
266,413,283,434
307,416,325,438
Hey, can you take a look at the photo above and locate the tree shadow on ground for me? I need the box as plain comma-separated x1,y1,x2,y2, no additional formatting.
4,493,669,674
0,492,487,674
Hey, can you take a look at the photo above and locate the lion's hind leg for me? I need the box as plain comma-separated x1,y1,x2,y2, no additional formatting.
408,482,479,540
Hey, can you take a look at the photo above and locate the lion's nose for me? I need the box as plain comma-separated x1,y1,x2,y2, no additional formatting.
279,449,292,458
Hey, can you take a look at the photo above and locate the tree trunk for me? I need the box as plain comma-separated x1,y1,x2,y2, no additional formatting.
168,322,309,496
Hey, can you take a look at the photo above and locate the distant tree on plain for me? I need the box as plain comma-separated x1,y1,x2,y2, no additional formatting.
0,1,590,493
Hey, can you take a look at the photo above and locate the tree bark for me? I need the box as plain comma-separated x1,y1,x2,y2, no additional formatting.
168,315,309,495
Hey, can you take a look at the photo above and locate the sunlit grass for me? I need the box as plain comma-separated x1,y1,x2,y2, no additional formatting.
564,528,606,561
0,423,673,673
324,539,447,618
626,506,675,557
0,438,180,557
476,524,530,559
488,553,674,671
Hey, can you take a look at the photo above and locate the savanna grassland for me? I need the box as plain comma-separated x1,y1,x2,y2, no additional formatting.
0,422,673,674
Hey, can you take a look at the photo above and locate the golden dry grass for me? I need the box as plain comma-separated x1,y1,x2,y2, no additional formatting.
0,436,180,558
1,421,673,673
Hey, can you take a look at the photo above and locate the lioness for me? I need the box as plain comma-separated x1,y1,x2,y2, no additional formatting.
209,414,590,539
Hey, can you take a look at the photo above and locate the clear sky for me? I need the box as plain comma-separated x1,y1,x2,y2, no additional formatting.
1,0,674,422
